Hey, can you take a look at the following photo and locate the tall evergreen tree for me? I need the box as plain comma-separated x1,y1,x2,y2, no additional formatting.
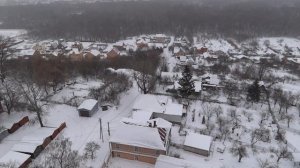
247,80,261,102
178,65,195,98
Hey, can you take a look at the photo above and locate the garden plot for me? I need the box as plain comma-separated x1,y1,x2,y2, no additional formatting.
49,79,102,104
169,98,299,168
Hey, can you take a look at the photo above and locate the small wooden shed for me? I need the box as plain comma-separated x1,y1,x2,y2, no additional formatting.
78,99,99,117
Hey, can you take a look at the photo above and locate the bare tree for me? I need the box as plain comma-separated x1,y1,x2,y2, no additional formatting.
220,125,231,143
205,122,215,135
90,73,132,105
133,71,156,94
132,51,160,94
230,141,248,162
251,127,271,147
298,104,300,117
84,141,100,160
0,161,18,168
0,80,20,114
0,38,13,83
270,145,292,163
202,103,214,121
214,105,223,118
257,59,270,81
244,111,253,122
257,159,277,168
286,114,294,128
259,111,269,124
31,137,84,168
17,76,47,127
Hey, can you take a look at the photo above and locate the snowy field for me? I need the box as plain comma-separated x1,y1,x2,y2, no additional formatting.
0,29,27,38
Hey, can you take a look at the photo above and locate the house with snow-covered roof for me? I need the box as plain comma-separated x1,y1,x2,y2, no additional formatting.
109,123,171,164
183,132,213,157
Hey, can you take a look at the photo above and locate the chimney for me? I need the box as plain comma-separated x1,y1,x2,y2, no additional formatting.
154,121,157,127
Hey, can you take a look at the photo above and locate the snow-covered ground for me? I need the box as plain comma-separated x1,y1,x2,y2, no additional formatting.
0,32,300,168
0,29,27,38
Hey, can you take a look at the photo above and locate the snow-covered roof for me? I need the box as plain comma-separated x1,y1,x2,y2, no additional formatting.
90,49,100,56
0,151,30,167
194,81,202,92
154,34,167,38
132,95,167,113
110,123,166,150
155,155,220,168
165,102,183,116
179,56,187,62
148,118,172,129
121,118,147,126
21,128,55,145
161,72,181,80
184,133,213,151
12,142,40,153
78,99,98,111
293,153,300,162
132,110,153,122
19,49,35,56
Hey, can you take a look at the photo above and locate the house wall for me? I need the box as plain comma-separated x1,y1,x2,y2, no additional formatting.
107,50,119,60
78,109,90,117
70,53,83,61
183,145,210,157
110,143,166,164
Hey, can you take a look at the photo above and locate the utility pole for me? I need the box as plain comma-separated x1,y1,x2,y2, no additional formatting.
108,122,110,136
99,118,104,142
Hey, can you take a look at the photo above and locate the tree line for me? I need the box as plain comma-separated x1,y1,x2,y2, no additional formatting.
0,0,300,41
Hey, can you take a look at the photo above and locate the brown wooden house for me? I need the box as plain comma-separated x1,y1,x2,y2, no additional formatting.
107,48,120,60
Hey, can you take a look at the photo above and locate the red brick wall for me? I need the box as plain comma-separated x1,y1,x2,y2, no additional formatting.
111,142,166,164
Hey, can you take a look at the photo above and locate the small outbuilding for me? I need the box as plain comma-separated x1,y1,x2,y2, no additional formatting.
78,99,99,117
183,133,213,157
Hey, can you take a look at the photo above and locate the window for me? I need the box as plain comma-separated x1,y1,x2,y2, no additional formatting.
117,153,120,157
134,147,139,152
116,144,120,149
156,150,160,155
134,156,139,160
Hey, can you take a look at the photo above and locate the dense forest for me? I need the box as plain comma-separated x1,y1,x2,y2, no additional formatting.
0,0,300,41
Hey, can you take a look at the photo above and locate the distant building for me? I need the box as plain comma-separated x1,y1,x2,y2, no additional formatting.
77,99,99,117
110,123,171,164
183,133,213,157
107,48,120,60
